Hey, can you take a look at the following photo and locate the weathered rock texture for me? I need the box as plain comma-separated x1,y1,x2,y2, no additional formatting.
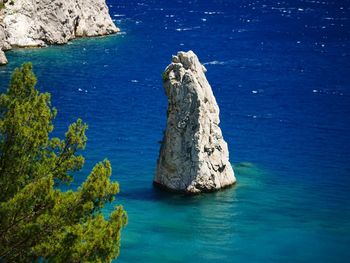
154,51,236,194
0,0,118,64
0,49,7,65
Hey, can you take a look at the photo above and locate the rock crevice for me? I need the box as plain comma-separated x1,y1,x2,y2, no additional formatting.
154,51,236,194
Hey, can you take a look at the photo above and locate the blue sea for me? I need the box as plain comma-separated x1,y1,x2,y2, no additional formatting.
1,0,350,262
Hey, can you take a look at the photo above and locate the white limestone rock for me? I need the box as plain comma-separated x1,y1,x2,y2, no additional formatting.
154,51,236,194
0,49,7,65
0,11,8,65
0,0,118,63
4,0,118,47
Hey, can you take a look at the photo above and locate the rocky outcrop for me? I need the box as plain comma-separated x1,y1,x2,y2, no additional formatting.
154,51,236,194
0,4,9,64
0,49,7,65
0,0,118,64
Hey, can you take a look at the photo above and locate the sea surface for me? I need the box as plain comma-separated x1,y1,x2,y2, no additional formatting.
1,0,350,262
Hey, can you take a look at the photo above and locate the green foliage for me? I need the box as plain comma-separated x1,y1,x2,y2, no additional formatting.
0,63,127,262
161,71,169,82
0,0,10,10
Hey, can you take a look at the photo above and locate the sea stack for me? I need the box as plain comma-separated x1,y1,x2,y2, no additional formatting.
154,51,236,194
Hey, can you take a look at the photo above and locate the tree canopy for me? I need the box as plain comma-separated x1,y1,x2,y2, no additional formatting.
0,63,127,262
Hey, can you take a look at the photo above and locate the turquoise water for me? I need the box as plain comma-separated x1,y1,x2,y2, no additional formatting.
1,0,350,262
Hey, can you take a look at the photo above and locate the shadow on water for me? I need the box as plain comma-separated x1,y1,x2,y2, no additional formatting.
118,185,182,202
116,162,273,263
118,162,266,205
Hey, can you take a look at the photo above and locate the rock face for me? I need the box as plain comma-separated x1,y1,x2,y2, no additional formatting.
0,0,118,64
154,51,236,194
0,49,7,65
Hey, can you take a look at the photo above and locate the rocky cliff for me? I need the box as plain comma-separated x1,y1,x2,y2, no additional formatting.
154,51,236,194
0,0,118,65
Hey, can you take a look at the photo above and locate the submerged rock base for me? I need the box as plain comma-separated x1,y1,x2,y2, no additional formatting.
154,51,236,194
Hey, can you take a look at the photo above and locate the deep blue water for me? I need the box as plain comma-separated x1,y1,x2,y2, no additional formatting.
1,0,350,262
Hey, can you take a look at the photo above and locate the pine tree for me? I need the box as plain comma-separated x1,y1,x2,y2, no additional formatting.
0,63,127,262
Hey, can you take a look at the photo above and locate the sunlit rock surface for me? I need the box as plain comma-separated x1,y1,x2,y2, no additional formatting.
154,51,236,194
0,0,118,63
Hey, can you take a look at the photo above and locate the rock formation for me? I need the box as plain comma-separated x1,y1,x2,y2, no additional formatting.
0,49,7,65
0,0,118,64
154,51,236,194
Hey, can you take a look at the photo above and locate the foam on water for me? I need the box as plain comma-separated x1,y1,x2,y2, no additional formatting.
203,60,226,65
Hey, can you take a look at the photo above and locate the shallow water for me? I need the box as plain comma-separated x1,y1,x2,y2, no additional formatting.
0,0,350,262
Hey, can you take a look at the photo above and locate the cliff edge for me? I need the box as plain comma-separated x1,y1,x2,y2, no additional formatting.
0,0,119,65
154,51,236,194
